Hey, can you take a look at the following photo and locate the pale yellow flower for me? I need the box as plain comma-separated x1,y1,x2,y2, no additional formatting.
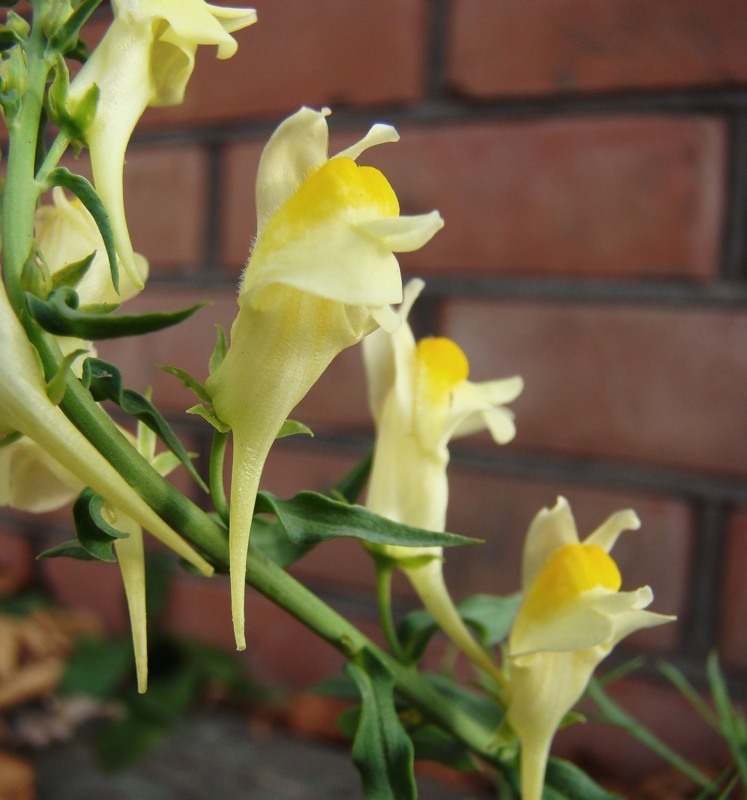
68,0,256,286
35,186,148,307
363,278,522,676
507,497,674,800
205,107,444,649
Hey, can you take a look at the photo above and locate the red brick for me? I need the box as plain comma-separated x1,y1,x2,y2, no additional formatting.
718,507,747,668
444,300,747,476
363,118,726,279
40,556,129,633
0,528,34,596
448,0,747,99
220,138,263,271
122,146,209,272
140,0,427,128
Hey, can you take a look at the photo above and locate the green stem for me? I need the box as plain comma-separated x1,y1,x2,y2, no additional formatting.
587,679,714,790
2,11,51,310
375,558,407,663
209,430,230,526
246,545,501,764
35,130,71,184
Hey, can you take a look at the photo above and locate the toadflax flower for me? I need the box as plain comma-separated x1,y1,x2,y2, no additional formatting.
67,0,257,287
204,107,444,650
507,497,674,800
363,278,523,677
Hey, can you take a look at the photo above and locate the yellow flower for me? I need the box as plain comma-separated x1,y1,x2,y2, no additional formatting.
0,435,82,512
68,0,256,287
0,278,212,578
507,497,675,800
35,186,148,307
205,107,444,650
363,279,522,676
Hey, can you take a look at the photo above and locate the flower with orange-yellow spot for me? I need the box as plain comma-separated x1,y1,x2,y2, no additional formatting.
204,107,444,650
507,497,675,800
363,278,522,677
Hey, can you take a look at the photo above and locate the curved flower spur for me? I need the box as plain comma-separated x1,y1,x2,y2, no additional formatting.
204,107,444,650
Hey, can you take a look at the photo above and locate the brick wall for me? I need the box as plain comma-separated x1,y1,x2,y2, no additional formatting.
3,0,747,784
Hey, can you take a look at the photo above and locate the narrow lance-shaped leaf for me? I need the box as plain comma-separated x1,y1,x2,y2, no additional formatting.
44,168,118,292
82,358,207,492
26,286,206,339
254,490,481,549
345,648,417,800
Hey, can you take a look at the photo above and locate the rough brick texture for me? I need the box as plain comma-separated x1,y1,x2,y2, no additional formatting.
448,0,747,98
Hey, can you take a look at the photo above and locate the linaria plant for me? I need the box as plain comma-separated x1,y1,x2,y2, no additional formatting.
0,3,735,798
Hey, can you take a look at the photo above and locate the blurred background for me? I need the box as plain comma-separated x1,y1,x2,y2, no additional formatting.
2,0,747,795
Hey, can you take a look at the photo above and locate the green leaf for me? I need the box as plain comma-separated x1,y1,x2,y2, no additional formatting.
27,286,206,339
95,711,170,772
51,251,95,290
36,539,98,561
345,648,417,800
249,515,313,568
457,592,523,647
58,637,133,698
707,652,747,786
396,608,439,664
44,168,118,291
209,324,228,373
657,659,720,730
277,419,313,439
397,592,522,664
331,449,373,504
255,490,481,550
47,0,103,55
73,487,129,562
187,403,230,433
409,725,477,772
159,364,212,405
543,757,624,799
82,358,207,492
312,674,361,701
423,673,505,731
45,347,87,405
